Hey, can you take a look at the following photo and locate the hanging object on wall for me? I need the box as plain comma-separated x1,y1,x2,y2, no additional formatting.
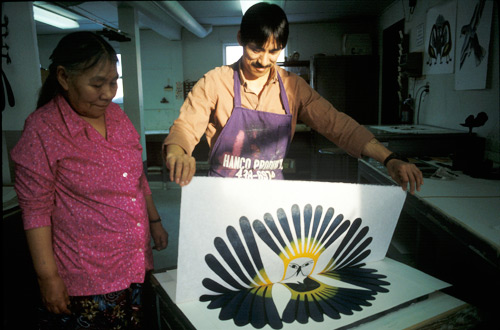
1,14,15,112
455,0,493,90
160,97,169,104
424,0,456,75
176,81,183,100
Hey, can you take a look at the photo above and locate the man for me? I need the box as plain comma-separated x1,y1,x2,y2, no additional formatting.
163,2,423,193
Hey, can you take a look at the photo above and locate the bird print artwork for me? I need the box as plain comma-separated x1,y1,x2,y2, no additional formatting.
200,204,390,329
459,0,486,69
454,0,493,90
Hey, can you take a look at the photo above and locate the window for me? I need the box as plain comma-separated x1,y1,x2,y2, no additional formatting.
223,44,286,65
113,54,124,104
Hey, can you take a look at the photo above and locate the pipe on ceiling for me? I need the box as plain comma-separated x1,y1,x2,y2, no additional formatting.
127,1,182,40
152,1,212,38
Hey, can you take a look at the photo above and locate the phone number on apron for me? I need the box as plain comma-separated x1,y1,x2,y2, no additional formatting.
234,168,276,180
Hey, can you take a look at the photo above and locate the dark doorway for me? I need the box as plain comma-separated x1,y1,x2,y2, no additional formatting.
381,19,405,124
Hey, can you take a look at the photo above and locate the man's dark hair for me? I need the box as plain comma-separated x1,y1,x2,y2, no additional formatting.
240,2,289,49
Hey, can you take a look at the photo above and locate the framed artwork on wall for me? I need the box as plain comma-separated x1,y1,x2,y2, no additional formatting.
424,0,457,75
454,0,494,90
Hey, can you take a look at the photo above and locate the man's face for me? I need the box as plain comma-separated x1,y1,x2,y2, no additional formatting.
240,36,282,80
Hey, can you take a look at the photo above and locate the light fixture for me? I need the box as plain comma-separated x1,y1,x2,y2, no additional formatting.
240,0,261,15
33,5,79,29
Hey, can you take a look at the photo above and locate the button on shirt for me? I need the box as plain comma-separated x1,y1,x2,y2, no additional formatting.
11,95,153,296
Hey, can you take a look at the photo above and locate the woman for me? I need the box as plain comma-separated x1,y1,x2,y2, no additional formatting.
11,31,168,329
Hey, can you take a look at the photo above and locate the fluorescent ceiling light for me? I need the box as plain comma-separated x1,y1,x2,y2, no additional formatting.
240,0,261,15
33,5,79,29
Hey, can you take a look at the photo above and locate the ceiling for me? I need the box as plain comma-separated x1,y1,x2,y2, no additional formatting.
34,1,395,39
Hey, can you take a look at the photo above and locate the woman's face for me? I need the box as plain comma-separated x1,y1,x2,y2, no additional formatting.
58,59,118,119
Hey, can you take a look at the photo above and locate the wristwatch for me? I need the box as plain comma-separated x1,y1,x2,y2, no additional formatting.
383,153,409,167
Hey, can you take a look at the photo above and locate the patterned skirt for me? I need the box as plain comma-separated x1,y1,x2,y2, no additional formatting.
37,283,144,330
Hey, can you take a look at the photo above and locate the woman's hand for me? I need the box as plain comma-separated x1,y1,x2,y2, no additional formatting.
386,159,424,194
165,144,196,186
150,222,168,251
38,274,71,315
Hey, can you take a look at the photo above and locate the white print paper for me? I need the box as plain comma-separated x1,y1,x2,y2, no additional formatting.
174,177,448,329
166,258,449,330
454,0,493,90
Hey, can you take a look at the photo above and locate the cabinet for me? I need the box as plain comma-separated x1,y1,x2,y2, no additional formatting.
358,158,498,326
310,55,378,125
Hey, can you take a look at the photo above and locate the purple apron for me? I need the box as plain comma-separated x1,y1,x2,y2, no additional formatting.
208,70,292,179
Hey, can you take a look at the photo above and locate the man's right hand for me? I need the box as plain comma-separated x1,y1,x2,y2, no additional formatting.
165,144,196,186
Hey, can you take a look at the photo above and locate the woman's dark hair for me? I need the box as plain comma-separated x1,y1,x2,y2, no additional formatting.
239,2,289,49
37,31,118,109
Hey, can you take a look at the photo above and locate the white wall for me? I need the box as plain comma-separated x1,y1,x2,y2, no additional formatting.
2,2,42,184
2,2,41,131
140,30,184,131
379,0,499,163
180,20,378,81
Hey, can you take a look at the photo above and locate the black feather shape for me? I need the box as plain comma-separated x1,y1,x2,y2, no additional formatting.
218,289,249,321
201,284,283,329
303,204,313,239
322,217,349,251
201,277,235,295
340,249,372,269
239,217,267,278
253,220,283,256
306,295,325,322
281,279,378,324
319,213,343,246
214,237,253,286
291,204,302,247
263,213,289,253
315,207,335,243
277,208,294,247
333,218,363,260
336,232,371,269
330,265,390,293
226,225,259,281
204,254,247,290
310,205,324,240
201,204,392,328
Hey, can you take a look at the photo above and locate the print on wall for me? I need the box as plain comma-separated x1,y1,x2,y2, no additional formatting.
424,0,457,75
455,0,493,90
200,204,390,329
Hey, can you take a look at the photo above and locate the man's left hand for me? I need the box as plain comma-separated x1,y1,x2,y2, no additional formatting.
386,159,424,194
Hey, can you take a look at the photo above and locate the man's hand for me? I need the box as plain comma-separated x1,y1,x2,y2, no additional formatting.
361,138,424,194
386,159,424,194
165,144,196,186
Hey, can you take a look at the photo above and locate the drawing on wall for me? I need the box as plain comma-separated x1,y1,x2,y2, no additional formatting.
455,0,493,90
200,204,390,329
424,1,456,75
